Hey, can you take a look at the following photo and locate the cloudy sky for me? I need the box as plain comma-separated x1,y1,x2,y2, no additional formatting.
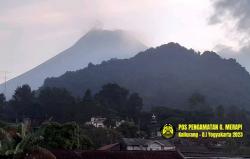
0,0,249,83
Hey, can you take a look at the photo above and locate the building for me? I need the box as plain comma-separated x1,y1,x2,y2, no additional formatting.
85,117,126,128
98,138,175,151
85,117,106,128
98,143,120,151
149,114,162,138
120,138,175,151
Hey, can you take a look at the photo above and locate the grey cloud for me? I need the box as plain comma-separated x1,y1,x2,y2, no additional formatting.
210,0,250,72
209,0,250,32
215,44,250,72
233,46,250,72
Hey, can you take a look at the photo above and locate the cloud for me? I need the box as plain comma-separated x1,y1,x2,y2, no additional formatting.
216,44,250,72
0,0,226,82
209,0,250,72
209,0,250,33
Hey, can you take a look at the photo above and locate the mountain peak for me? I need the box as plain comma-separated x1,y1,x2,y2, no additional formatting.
202,51,221,59
0,29,147,99
81,28,125,40
76,28,146,48
163,42,182,48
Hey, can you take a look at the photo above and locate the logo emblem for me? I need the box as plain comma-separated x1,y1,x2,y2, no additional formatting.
161,124,175,139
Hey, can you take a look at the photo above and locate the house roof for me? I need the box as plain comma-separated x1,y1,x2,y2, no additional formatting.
98,143,119,150
122,138,174,147
148,140,173,147
122,138,148,146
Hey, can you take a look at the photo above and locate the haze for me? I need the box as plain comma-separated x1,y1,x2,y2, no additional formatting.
0,0,249,83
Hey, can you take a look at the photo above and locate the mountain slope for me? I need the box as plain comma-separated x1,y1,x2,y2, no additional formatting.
43,43,250,109
0,29,146,99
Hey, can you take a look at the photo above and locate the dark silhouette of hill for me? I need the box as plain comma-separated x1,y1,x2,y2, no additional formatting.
0,29,146,99
43,43,250,109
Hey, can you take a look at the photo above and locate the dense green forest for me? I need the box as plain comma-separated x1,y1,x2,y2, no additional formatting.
0,83,143,123
0,83,249,126
0,83,250,156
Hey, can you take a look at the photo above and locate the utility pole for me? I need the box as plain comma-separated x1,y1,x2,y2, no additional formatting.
0,71,10,95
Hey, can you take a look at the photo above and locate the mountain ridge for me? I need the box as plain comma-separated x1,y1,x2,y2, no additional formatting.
43,42,250,109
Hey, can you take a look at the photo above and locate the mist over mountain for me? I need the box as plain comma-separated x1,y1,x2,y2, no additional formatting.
0,29,146,99
43,43,250,109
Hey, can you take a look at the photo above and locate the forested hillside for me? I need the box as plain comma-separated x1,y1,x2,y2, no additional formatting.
43,43,250,109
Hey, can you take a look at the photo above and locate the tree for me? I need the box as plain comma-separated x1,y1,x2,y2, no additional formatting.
9,85,34,120
83,127,120,148
117,122,139,138
76,89,108,122
82,89,93,102
12,85,33,102
95,83,129,117
33,122,92,150
39,122,79,150
126,93,143,120
0,93,6,112
15,122,93,153
38,87,76,121
0,123,22,156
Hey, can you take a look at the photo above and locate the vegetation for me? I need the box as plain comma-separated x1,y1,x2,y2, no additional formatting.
43,43,250,109
1,83,143,123
0,83,145,156
0,83,250,156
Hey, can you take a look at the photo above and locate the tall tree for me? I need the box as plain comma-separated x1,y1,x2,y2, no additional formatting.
9,85,34,120
82,89,93,102
127,93,143,120
117,122,139,138
95,83,129,117
75,89,103,122
0,93,6,111
38,87,76,121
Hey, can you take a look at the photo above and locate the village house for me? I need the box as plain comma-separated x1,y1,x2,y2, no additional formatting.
121,138,175,151
98,138,175,151
85,117,125,128
85,117,107,128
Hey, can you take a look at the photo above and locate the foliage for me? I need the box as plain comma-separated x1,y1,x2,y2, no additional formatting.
95,83,143,120
116,122,139,138
83,127,121,148
0,125,22,156
8,85,35,120
37,122,92,150
0,121,93,156
38,87,76,121
126,93,143,121
43,43,250,109
0,82,250,154
0,93,5,111
4,83,143,124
